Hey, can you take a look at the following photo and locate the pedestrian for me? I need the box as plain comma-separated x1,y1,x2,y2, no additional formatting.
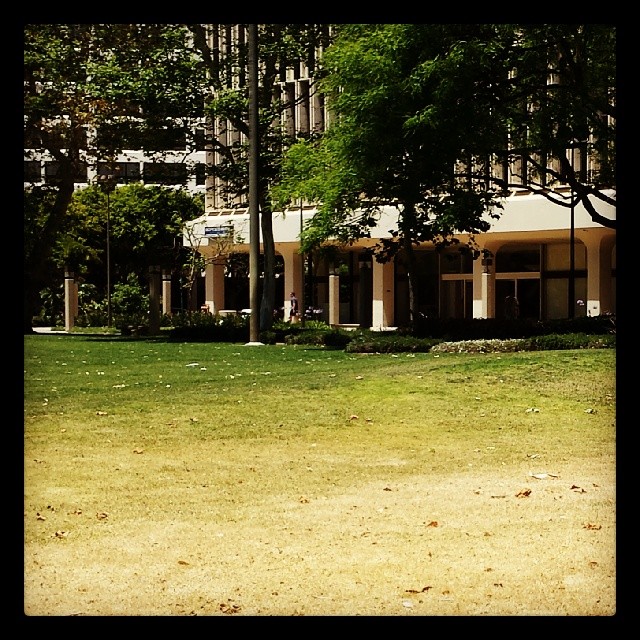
289,292,299,322
505,295,520,319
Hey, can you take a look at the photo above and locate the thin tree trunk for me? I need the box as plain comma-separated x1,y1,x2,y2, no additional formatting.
259,198,276,331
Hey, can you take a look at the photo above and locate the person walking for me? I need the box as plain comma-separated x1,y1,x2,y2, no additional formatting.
289,292,299,322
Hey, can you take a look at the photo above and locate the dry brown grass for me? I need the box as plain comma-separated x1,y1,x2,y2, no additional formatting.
24,338,615,616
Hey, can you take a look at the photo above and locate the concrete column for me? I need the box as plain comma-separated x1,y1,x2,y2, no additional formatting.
280,245,304,318
64,270,75,332
579,230,616,317
148,265,161,335
358,260,372,328
475,255,496,319
204,261,225,313
371,259,394,330
162,270,172,316
72,281,78,322
474,242,498,319
329,274,340,326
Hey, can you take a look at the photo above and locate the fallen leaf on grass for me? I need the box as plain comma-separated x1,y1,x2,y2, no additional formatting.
36,513,46,521
133,448,144,454
96,411,108,416
405,586,432,593
584,523,602,530
299,496,310,503
571,485,586,493
516,488,532,498
219,603,241,614
178,560,189,566
53,530,68,538
96,512,108,520
426,521,438,527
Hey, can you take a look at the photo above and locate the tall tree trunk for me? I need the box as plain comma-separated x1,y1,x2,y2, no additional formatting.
259,198,276,331
24,174,75,333
400,202,420,326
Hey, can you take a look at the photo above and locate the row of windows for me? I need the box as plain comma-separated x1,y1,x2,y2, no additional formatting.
24,161,206,187
24,128,208,153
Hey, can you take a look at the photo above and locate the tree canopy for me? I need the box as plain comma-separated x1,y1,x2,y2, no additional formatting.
188,24,333,330
23,24,205,332
275,23,616,248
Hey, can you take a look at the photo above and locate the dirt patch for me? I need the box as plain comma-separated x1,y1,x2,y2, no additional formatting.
24,460,615,616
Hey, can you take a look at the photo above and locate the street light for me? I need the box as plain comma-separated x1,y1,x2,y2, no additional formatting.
299,198,305,327
568,143,577,320
98,171,117,328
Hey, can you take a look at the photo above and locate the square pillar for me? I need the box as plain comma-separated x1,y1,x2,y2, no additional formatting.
205,261,225,313
372,259,394,329
329,274,340,326
281,245,304,318
162,270,172,316
64,270,76,332
583,232,616,317
148,265,161,335
475,257,495,319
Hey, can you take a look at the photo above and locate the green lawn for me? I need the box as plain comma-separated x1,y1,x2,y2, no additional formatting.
23,335,616,615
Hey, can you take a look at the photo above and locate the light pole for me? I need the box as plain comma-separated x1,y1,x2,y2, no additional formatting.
99,172,116,328
247,23,261,344
299,198,305,327
568,143,576,320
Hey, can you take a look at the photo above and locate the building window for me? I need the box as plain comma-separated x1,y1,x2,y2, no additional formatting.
440,250,473,275
24,130,42,149
98,162,141,184
297,79,310,136
195,128,207,151
44,161,87,185
195,163,206,186
143,162,188,185
496,247,541,273
24,160,41,182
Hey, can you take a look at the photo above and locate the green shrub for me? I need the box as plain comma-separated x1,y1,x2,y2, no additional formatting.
526,332,616,351
406,314,617,341
430,338,527,354
346,333,441,353
168,311,249,342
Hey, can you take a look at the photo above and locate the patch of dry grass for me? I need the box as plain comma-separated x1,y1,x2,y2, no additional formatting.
24,336,615,616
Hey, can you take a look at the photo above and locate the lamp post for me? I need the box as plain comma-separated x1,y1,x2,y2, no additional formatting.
99,171,116,328
247,23,261,344
299,198,305,327
568,143,576,320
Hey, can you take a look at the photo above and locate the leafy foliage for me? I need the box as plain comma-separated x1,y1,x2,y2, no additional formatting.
23,24,205,332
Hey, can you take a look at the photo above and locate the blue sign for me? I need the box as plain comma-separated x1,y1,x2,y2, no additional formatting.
204,226,231,238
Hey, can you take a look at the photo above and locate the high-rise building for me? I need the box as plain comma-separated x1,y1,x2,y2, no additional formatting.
186,25,616,327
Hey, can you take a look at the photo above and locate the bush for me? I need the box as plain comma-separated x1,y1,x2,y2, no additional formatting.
168,311,249,342
345,332,441,353
526,332,616,351
405,314,616,341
